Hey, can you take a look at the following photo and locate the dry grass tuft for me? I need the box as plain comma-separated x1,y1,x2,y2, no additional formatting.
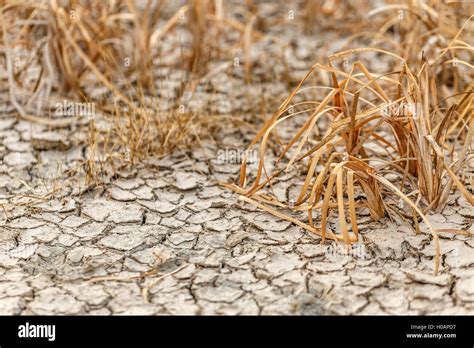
0,0,263,182
1,1,472,273
228,7,473,275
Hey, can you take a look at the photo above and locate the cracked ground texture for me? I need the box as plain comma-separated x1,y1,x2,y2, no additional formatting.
0,127,473,315
1,1,474,316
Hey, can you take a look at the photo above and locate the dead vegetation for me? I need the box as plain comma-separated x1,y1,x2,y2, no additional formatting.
228,2,473,274
0,0,265,181
1,0,473,274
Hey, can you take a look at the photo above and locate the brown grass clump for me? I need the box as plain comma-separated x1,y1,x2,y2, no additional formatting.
1,1,472,273
1,0,190,181
228,11,473,274
0,1,220,181
0,0,287,183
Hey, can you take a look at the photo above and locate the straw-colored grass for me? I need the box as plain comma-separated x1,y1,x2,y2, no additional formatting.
0,0,258,182
227,8,473,275
1,1,472,274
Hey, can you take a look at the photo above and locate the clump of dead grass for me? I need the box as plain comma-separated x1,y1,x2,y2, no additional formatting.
228,11,473,274
0,0,287,183
1,1,472,273
0,0,276,211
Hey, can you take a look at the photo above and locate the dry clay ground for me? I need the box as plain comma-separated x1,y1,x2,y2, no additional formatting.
1,3,474,315
0,119,473,315
1,109,474,315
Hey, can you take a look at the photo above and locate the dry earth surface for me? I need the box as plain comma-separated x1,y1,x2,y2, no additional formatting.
1,117,473,315
0,0,473,315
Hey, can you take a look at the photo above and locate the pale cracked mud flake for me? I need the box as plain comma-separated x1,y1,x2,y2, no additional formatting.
28,287,84,315
60,215,90,228
81,198,114,221
70,222,108,240
5,141,31,152
160,216,185,228
455,276,474,302
0,118,15,131
167,232,196,246
310,255,354,274
132,185,154,200
19,225,61,243
7,217,45,229
0,281,32,298
139,200,177,213
0,297,25,315
205,217,242,232
193,269,220,285
56,234,79,247
66,246,104,263
195,285,244,303
132,244,175,265
372,288,410,314
113,177,145,190
98,227,149,251
364,225,406,259
225,231,249,248
445,242,474,268
403,269,452,286
173,171,200,190
264,253,304,276
109,186,137,202
3,152,36,167
249,213,292,232
187,209,221,224
348,269,387,288
227,269,258,284
108,203,143,224
2,244,38,260
61,283,110,307
408,284,448,302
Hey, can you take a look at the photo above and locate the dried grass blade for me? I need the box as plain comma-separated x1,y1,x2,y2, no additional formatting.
347,170,359,237
336,169,350,244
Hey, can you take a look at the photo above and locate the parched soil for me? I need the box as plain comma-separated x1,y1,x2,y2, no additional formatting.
0,0,473,315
